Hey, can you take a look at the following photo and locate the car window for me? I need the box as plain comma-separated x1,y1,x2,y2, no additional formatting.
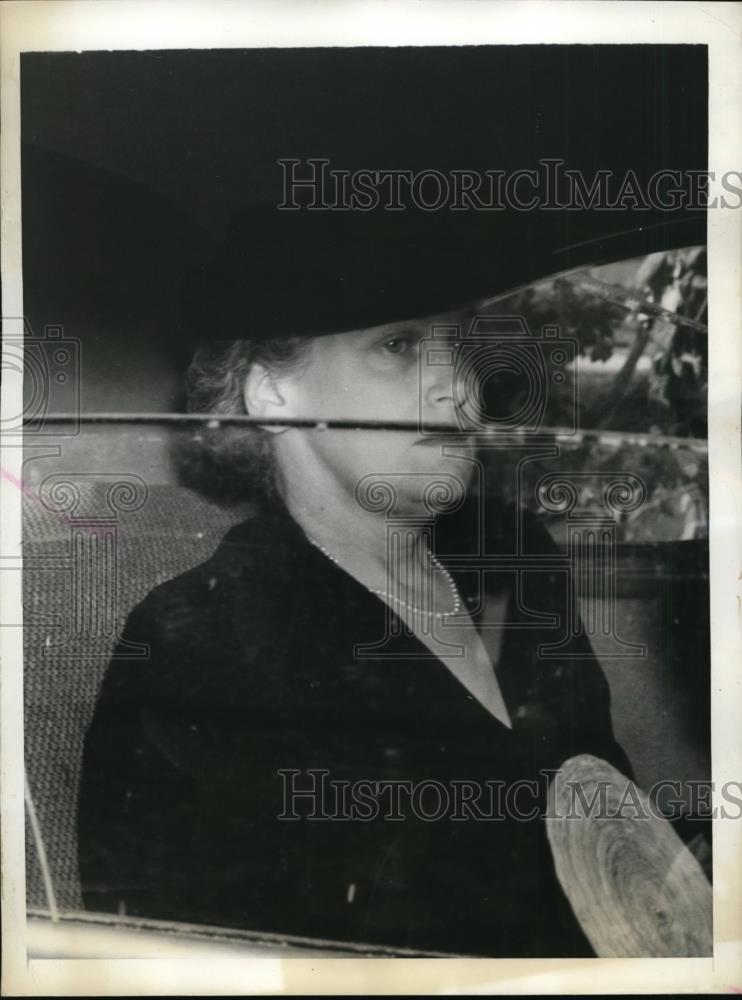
22,246,710,957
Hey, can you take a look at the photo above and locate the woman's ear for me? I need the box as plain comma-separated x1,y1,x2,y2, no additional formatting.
243,363,288,433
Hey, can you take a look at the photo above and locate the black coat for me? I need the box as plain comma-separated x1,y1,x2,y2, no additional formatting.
78,492,633,956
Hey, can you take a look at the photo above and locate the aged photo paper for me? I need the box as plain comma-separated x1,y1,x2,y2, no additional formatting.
2,1,741,995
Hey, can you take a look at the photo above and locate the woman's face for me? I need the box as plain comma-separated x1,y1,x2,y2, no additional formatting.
259,310,480,508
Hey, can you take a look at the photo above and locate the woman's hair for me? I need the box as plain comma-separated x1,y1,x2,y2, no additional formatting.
176,336,313,503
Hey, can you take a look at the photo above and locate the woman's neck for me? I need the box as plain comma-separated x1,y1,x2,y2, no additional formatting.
277,461,431,581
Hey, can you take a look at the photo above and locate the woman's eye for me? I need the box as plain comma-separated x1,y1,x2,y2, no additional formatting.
382,335,414,355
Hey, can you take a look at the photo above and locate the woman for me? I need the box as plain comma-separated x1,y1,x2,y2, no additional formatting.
78,211,632,957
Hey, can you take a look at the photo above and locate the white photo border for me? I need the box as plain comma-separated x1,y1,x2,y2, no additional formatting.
1,1,740,994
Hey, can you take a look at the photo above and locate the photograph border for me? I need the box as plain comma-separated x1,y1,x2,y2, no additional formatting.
2,1,740,994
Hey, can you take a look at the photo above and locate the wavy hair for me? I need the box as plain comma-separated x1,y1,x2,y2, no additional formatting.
176,337,314,503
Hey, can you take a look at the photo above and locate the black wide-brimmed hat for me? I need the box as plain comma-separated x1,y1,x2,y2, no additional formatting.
185,196,704,347
186,204,534,343
23,45,707,354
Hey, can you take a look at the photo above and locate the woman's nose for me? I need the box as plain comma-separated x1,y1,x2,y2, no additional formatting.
421,352,457,409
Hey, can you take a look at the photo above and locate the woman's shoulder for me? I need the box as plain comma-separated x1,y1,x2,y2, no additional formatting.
100,511,300,709
124,508,296,646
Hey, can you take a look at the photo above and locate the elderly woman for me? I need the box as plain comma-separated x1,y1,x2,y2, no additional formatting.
78,208,631,956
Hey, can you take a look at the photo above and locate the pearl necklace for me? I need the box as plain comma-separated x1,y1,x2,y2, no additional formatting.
305,534,462,618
